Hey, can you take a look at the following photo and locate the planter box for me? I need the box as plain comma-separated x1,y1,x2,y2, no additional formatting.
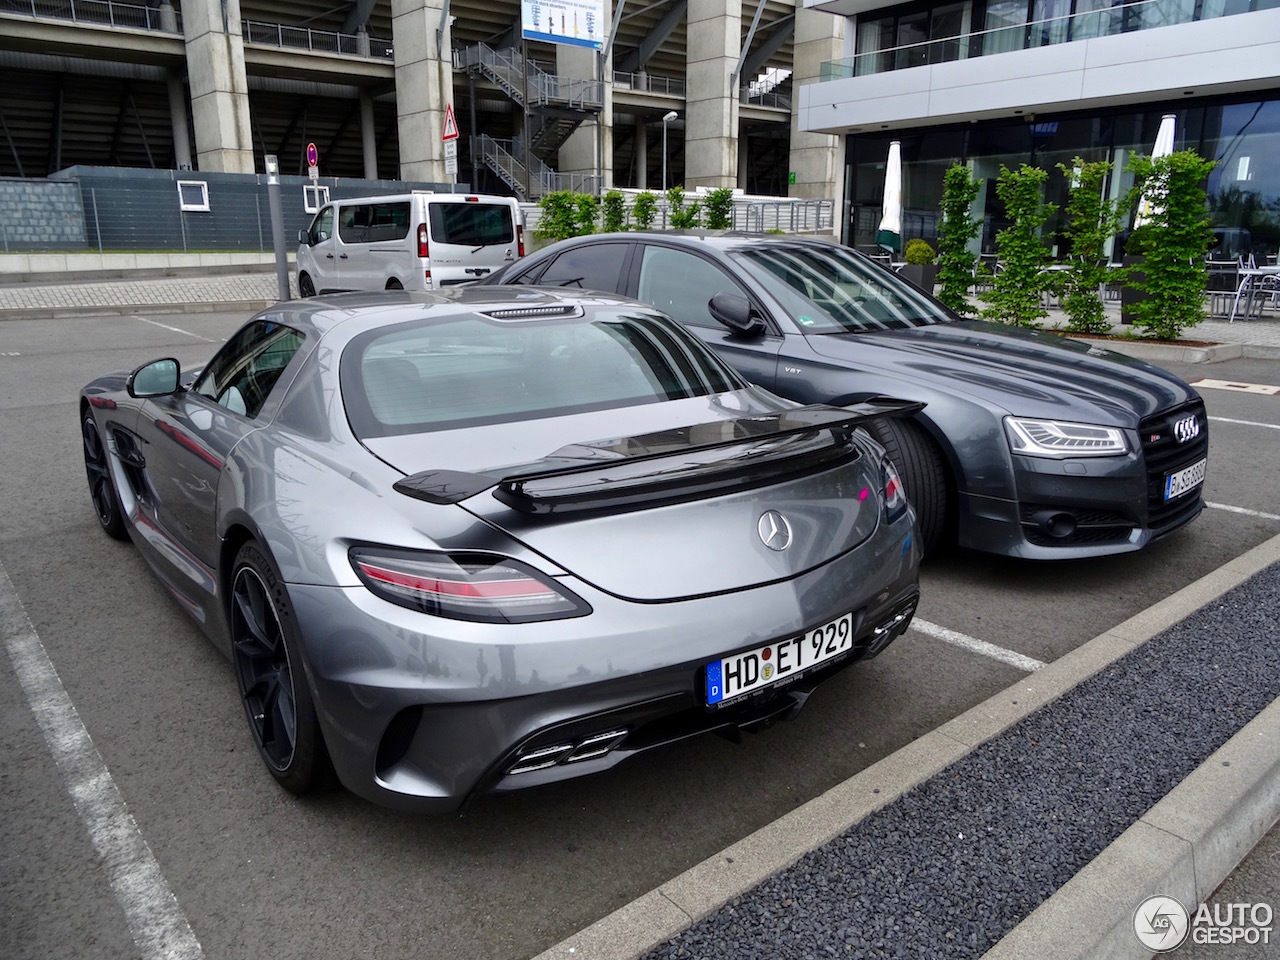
1120,254,1147,326
900,263,938,295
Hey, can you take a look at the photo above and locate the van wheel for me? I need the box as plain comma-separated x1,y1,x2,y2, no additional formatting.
385,278,403,290
298,273,315,298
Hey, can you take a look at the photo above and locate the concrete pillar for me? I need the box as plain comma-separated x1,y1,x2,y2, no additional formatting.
392,0,455,183
635,116,648,189
788,6,845,230
685,0,739,191
180,0,254,172
167,71,193,171
360,91,378,179
556,38,612,192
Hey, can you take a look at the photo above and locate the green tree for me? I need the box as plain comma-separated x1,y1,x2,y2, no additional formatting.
632,191,659,229
1125,150,1218,340
982,164,1055,328
574,193,600,236
601,189,628,232
534,191,580,242
666,186,702,229
704,188,735,230
1055,158,1135,334
935,164,982,316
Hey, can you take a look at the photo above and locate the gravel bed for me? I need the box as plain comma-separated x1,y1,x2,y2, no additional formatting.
646,561,1280,959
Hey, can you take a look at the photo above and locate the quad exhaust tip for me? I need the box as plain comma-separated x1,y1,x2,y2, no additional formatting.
507,728,629,775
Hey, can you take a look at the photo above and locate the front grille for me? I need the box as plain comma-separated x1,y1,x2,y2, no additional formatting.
1141,400,1209,530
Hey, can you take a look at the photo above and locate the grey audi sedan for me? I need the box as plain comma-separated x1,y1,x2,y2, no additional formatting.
81,288,921,812
489,234,1208,559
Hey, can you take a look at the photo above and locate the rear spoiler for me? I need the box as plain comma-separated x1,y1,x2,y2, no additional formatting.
393,397,924,511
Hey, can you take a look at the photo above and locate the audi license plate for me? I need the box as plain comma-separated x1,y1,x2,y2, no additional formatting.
706,611,854,707
1164,458,1207,501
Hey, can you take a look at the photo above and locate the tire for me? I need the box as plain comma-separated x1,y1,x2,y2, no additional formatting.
82,414,128,541
385,278,403,290
230,541,333,795
868,417,950,558
298,273,316,298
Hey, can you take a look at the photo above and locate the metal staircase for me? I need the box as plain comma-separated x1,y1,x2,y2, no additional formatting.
458,43,603,199
473,134,601,200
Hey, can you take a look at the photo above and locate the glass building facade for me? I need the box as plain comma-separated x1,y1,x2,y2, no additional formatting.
843,91,1280,261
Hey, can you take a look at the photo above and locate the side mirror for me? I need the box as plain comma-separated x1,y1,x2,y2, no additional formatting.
127,358,181,398
298,228,311,245
708,292,767,337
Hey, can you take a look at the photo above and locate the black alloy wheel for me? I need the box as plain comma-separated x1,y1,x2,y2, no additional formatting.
869,417,951,558
82,414,128,540
298,273,316,297
230,541,332,794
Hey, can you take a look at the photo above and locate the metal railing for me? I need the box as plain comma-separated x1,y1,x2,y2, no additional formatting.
744,87,791,109
473,134,602,200
820,0,1255,80
242,20,393,59
459,43,604,111
608,189,835,233
0,0,180,32
611,71,686,97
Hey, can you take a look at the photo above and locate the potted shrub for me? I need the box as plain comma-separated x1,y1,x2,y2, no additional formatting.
900,238,938,294
1056,157,1134,334
981,164,1055,328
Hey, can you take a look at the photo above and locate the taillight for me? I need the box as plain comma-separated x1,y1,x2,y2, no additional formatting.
516,224,525,258
349,548,590,623
417,223,429,258
882,457,908,523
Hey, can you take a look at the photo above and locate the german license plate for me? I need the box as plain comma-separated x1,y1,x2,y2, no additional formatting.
705,611,854,707
1165,458,1207,500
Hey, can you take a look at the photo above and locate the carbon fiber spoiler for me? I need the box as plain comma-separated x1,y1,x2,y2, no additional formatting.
393,397,924,510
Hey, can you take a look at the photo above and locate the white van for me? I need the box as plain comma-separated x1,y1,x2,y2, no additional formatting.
296,192,524,296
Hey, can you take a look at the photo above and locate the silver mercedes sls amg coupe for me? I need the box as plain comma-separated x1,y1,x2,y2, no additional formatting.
80,288,921,812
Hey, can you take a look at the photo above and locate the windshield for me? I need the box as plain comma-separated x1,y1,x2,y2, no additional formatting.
730,244,952,334
342,308,743,438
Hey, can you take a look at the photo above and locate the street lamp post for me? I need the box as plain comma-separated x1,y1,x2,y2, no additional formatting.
662,110,678,193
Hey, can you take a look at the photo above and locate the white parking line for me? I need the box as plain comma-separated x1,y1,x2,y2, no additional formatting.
1191,379,1280,396
0,561,204,960
1207,502,1280,522
910,618,1046,673
131,315,218,343
1210,416,1280,432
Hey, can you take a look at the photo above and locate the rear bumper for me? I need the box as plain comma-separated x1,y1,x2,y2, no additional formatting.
287,518,919,813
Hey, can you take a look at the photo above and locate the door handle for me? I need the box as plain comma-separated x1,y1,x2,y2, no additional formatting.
340,254,348,259
326,253,334,259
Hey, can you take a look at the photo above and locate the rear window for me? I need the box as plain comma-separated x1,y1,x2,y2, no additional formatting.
341,308,742,438
428,202,515,247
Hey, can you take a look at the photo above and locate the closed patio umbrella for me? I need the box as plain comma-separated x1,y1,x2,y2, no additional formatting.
876,140,902,254
1133,114,1177,228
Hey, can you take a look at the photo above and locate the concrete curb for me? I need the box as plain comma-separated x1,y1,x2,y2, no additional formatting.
1064,335,1244,364
530,530,1280,960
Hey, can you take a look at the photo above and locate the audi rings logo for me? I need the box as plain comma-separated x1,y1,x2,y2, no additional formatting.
1173,414,1200,444
1134,895,1190,952
758,510,793,551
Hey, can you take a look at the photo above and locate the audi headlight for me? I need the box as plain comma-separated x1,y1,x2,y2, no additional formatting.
1004,417,1127,458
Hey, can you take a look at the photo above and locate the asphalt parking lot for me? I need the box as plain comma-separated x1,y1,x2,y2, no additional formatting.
2,308,1279,960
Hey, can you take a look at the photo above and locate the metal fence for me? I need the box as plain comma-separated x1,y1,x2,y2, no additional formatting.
242,20,394,59
0,0,178,31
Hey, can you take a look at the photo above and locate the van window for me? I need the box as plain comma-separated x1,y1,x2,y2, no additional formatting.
339,202,411,243
428,203,515,247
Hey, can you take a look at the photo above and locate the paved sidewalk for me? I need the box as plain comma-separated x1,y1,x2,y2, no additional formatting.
2,270,1278,359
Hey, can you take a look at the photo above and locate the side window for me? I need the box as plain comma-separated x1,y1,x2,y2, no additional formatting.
536,244,629,291
311,206,334,243
193,320,307,420
369,202,411,242
339,204,374,244
636,246,746,328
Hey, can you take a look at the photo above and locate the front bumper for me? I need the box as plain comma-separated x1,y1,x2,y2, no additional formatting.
285,518,919,813
958,401,1208,559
